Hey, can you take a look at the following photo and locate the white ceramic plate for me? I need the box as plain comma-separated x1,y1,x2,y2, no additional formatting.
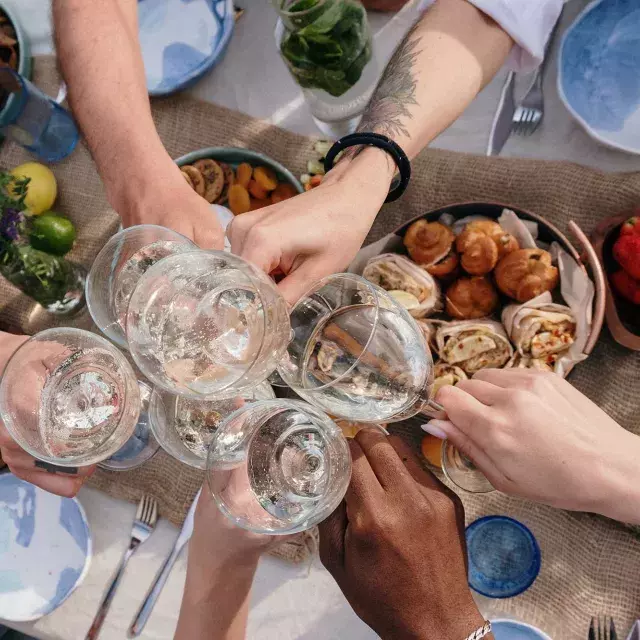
0,473,92,621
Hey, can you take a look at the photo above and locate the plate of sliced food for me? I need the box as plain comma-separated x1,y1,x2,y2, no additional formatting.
350,203,606,399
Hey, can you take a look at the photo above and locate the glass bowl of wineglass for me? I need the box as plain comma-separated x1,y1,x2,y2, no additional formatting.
0,328,141,467
277,273,436,423
441,440,495,494
206,399,351,534
126,251,291,399
86,225,196,349
149,381,275,469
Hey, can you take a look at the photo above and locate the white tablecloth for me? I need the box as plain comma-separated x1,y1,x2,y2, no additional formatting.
2,1,640,638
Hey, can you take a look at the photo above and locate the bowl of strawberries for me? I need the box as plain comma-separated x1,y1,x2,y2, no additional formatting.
592,210,640,350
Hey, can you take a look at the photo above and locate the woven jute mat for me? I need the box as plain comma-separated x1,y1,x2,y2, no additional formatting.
1,58,639,635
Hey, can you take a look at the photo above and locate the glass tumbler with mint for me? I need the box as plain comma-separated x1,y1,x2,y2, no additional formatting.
274,0,379,137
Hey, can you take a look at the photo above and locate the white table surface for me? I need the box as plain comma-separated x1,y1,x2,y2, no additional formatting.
2,1,640,639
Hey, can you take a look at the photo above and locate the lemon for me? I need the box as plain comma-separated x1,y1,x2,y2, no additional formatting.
29,212,76,256
388,289,421,311
10,162,58,215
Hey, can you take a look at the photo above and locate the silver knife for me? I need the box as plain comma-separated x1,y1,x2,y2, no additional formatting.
486,70,516,156
127,488,201,638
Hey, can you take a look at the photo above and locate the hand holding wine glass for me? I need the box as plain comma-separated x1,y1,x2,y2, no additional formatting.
425,368,640,524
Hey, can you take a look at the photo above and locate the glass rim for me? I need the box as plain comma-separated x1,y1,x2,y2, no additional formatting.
274,0,330,17
86,224,197,349
0,66,27,127
0,327,139,467
285,272,381,393
127,249,278,399
440,439,495,495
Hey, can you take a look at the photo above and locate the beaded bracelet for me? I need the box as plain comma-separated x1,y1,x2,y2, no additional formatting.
465,621,492,640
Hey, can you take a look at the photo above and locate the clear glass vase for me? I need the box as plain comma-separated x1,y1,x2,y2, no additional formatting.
0,241,86,315
274,0,380,137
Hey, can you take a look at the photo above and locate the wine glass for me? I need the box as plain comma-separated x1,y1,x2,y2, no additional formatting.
99,381,160,471
149,381,276,470
206,399,351,534
86,225,196,349
277,273,436,423
126,251,290,399
441,440,495,494
0,328,141,467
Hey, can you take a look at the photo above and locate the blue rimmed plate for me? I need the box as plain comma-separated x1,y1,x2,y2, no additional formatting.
0,474,91,622
139,0,235,97
491,619,552,640
558,0,640,155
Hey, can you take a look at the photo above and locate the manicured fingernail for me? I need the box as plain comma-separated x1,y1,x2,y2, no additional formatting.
420,420,448,439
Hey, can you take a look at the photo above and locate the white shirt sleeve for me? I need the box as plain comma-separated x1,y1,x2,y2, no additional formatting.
416,0,564,73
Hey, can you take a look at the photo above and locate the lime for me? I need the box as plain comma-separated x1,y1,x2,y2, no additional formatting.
10,162,58,215
29,212,76,256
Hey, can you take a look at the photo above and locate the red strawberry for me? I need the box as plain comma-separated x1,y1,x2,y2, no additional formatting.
613,232,640,280
610,270,640,305
620,215,640,236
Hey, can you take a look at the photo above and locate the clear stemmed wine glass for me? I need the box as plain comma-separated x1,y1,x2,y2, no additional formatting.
149,381,275,470
99,381,160,472
206,399,351,534
0,328,141,467
441,440,495,494
86,225,196,349
126,251,290,400
277,273,437,423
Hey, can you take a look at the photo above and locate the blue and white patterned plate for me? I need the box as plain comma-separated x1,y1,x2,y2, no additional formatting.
138,0,235,96
0,474,91,622
558,0,640,155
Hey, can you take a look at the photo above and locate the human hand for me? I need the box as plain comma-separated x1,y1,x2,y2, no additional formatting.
425,369,640,522
319,429,485,640
115,160,225,250
228,148,394,305
0,332,96,497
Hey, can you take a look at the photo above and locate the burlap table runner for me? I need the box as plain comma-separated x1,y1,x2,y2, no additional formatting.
1,58,639,635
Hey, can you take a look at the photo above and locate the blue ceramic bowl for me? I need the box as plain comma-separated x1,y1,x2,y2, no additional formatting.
558,0,640,155
139,0,235,96
491,620,552,640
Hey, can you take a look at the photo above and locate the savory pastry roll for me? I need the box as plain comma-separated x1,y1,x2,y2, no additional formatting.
363,253,442,318
432,362,468,395
502,297,576,372
403,220,456,276
416,318,447,353
445,276,499,319
435,320,513,374
506,353,555,373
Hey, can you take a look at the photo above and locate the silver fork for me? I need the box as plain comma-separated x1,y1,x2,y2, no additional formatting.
85,495,159,640
512,10,564,136
589,615,618,640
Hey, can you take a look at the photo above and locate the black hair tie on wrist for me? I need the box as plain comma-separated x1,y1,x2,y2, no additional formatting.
323,132,411,203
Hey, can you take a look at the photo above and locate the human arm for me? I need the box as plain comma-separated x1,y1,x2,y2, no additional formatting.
0,331,96,497
229,0,515,303
319,428,489,640
424,369,640,525
52,0,223,248
175,489,277,640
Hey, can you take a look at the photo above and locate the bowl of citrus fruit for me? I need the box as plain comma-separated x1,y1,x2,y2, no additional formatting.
175,147,303,216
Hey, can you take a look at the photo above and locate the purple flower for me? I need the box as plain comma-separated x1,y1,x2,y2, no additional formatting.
0,208,24,241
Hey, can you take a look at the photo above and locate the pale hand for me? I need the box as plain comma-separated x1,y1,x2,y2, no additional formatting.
427,369,640,520
0,332,96,497
228,148,393,305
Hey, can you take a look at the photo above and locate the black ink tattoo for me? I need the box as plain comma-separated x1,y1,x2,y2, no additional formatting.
357,25,422,140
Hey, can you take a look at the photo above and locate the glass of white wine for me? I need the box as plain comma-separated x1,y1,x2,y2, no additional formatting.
206,399,351,534
277,273,437,423
149,381,275,469
0,328,141,467
126,251,291,400
86,225,196,349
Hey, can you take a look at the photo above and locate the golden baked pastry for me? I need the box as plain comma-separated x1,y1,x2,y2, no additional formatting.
403,220,455,266
445,276,499,319
216,162,235,204
425,250,459,278
495,248,559,302
456,220,519,275
193,159,225,203
180,165,205,198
